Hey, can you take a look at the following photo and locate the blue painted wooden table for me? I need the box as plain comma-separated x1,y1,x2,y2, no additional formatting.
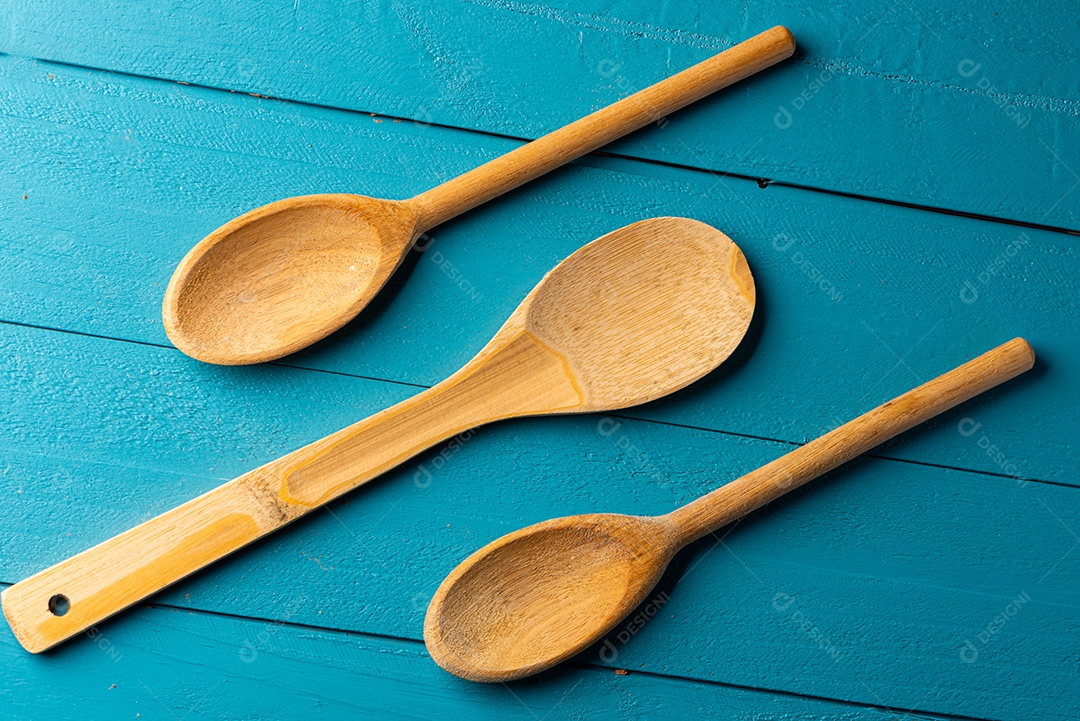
1,2,1077,719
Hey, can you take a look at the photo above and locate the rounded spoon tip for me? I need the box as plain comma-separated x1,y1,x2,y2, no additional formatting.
162,193,420,365
424,514,678,682
162,28,792,365
513,216,756,412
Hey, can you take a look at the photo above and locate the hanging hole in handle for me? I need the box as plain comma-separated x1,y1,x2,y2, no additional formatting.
48,594,70,616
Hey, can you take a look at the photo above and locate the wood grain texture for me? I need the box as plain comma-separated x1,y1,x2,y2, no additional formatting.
0,10,1076,720
0,324,1075,720
424,339,1035,681
406,26,793,228
3,218,754,653
160,28,786,364
162,194,421,365
0,55,1075,485
1,1,1077,227
666,339,1036,541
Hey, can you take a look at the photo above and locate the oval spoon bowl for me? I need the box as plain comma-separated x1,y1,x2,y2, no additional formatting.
160,27,793,365
162,194,418,365
424,514,677,682
422,339,1036,683
4,216,756,654
504,217,756,412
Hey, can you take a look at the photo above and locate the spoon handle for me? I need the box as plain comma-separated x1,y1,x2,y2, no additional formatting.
1,333,583,653
406,26,795,229
665,338,1035,544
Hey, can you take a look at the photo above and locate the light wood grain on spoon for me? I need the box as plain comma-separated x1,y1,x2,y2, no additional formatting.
162,26,792,365
3,217,754,653
424,338,1035,682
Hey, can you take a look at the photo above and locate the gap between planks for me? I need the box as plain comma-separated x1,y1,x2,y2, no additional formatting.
0,582,1000,721
19,53,1080,238
0,317,1067,491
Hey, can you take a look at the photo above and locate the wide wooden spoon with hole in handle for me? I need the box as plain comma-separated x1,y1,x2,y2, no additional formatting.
161,26,793,366
3,217,756,653
424,337,1035,682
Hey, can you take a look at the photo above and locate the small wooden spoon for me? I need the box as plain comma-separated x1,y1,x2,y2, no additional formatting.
424,338,1035,682
2,217,755,653
161,26,794,365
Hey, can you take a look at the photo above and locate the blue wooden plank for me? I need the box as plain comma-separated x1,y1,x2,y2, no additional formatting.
0,594,967,721
1,1,1077,228
1,323,1076,720
3,3,1076,720
0,55,1075,486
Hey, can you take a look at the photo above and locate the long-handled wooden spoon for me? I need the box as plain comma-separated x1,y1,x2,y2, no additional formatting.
3,217,755,653
161,26,793,365
424,337,1035,682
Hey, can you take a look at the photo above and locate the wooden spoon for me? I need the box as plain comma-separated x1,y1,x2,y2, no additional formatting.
424,338,1035,682
161,26,794,365
2,217,755,653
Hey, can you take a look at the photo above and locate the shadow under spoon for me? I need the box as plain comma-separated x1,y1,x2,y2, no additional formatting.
161,26,794,365
424,338,1036,682
2,216,755,653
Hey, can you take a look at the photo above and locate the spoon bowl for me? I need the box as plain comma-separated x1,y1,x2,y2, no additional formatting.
162,194,419,365
502,217,755,411
3,216,756,654
161,27,795,364
423,338,1035,682
425,514,677,682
